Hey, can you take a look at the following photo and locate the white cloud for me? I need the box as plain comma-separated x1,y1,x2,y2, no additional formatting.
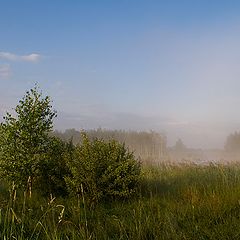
21,53,41,62
0,64,11,79
0,52,41,62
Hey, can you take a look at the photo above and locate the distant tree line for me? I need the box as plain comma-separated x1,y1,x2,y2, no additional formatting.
53,128,167,163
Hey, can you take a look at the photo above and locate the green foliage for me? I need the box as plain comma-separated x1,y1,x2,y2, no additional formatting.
0,85,57,189
65,133,141,205
35,136,71,197
0,85,142,201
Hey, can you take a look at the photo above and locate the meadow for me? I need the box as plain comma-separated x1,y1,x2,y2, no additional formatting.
1,162,240,239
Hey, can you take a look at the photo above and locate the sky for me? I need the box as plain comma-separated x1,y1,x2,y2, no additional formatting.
1,0,240,149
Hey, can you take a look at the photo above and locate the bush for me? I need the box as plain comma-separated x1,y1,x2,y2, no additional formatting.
35,136,71,197
0,86,141,202
65,133,141,205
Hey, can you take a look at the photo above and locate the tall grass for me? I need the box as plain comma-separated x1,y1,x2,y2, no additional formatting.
1,163,240,239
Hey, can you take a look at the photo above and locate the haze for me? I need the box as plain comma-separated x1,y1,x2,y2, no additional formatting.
1,0,240,149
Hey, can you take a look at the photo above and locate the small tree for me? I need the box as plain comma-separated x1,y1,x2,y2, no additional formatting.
0,85,57,191
174,138,186,152
65,133,141,206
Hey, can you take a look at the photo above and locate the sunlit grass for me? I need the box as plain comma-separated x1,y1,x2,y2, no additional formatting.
1,163,240,239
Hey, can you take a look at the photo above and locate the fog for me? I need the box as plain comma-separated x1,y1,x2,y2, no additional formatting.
50,128,240,165
53,109,237,150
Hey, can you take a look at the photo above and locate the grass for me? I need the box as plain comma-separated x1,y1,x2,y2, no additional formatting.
2,163,240,239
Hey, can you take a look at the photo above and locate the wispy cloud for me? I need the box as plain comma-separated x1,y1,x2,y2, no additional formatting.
0,52,41,62
0,64,11,79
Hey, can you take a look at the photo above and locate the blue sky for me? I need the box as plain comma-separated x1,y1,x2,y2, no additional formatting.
1,0,240,148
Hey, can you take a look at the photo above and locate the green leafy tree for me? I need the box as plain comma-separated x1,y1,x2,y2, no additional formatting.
0,85,57,190
65,133,141,206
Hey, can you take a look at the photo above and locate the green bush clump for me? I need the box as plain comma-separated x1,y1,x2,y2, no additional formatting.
35,136,71,197
0,85,141,203
65,133,141,205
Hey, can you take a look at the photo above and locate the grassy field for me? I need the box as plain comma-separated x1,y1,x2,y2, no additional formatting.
1,163,240,239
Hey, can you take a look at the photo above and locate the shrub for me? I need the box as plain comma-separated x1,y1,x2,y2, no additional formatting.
35,136,71,197
0,85,141,202
65,133,141,205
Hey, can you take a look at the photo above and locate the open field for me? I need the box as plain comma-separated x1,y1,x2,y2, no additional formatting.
1,163,240,239
3,1,240,239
